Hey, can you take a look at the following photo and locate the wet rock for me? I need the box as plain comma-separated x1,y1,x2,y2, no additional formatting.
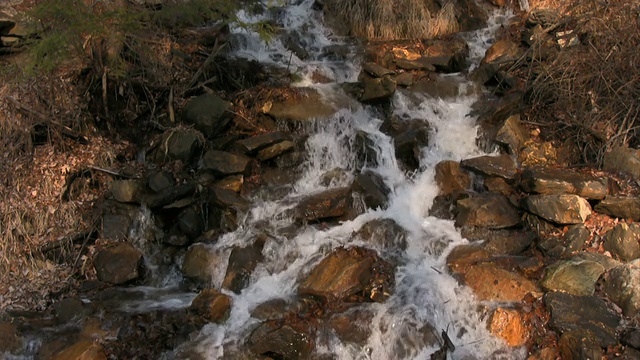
208,206,241,234
421,37,469,73
519,167,608,200
251,299,288,321
182,243,219,283
150,128,202,164
558,329,603,360
603,146,640,180
179,206,204,240
496,114,529,154
594,196,640,221
210,187,251,210
214,175,243,193
201,150,251,176
147,171,176,193
320,168,349,187
540,256,607,296
102,214,132,241
462,263,540,302
392,122,430,171
563,224,591,255
355,218,408,251
522,194,591,224
93,243,143,284
390,320,439,359
393,72,415,87
52,340,107,360
394,59,435,72
544,291,620,347
354,130,379,168
275,150,305,168
144,183,196,209
488,308,528,347
190,288,232,323
461,154,518,180
299,247,394,303
0,321,21,353
601,259,640,317
408,76,465,98
362,62,395,78
257,140,295,161
460,227,534,255
446,243,491,274
264,88,335,121
351,170,390,210
233,131,293,155
328,307,374,345
435,160,471,195
360,75,397,103
455,0,489,32
53,297,87,324
483,177,515,197
222,238,265,293
296,187,353,222
429,194,457,220
455,194,520,229
183,93,232,138
111,180,144,203
603,223,640,262
248,320,313,360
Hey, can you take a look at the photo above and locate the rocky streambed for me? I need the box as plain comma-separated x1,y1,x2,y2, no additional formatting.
2,1,640,359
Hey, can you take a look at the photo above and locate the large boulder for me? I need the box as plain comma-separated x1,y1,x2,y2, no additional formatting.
522,194,591,224
298,247,394,303
183,93,232,137
603,146,640,180
603,223,640,262
93,243,143,284
190,288,232,323
461,154,518,180
540,256,608,296
594,196,640,221
455,194,520,229
601,260,640,317
461,263,540,302
519,167,608,200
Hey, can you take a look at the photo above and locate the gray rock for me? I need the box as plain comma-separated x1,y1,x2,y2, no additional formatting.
275,151,305,168
573,252,621,272
351,170,390,210
232,131,293,154
144,183,196,209
147,171,175,193
495,114,528,154
603,223,640,262
544,291,620,347
603,146,640,180
150,128,202,164
178,206,204,240
111,180,144,203
93,243,143,284
53,297,87,324
201,150,252,176
520,167,608,200
461,154,518,180
456,194,520,229
594,196,640,221
540,257,607,296
601,259,640,317
522,194,591,224
183,93,232,137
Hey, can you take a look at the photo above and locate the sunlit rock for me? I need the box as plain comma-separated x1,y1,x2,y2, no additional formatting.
522,194,591,225
488,308,528,347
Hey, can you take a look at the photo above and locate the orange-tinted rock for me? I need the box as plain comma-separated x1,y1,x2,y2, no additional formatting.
463,263,540,302
488,308,528,347
190,288,232,323
435,160,471,195
446,244,491,274
52,340,107,360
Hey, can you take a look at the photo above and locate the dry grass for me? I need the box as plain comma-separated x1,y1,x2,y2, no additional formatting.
522,0,640,165
325,0,459,40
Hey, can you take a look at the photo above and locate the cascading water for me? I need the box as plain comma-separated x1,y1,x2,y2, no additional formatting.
167,1,527,359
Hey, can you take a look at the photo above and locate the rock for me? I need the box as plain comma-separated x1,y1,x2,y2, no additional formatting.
111,180,144,203
355,218,408,251
527,9,560,28
362,62,395,77
462,263,540,302
179,206,204,240
544,291,620,347
53,297,87,324
183,93,232,138
52,340,107,360
354,130,378,168
210,186,250,210
483,176,516,197
603,146,640,180
447,244,491,274
190,288,232,323
394,58,435,72
150,128,202,164
481,38,521,66
421,37,469,73
393,72,414,87
594,196,640,221
102,214,132,241
540,257,607,296
574,252,621,272
233,131,292,154
328,307,374,345
351,170,390,210
518,141,558,167
390,320,439,358
0,321,21,353
248,320,313,360
558,329,603,360
320,168,349,187
455,194,520,229
275,151,305,168
93,243,143,284
214,175,243,193
495,114,528,154
434,160,471,195
522,194,591,224
563,224,591,255
488,308,528,347
360,75,397,103
461,154,518,180
282,31,309,60
487,0,506,6
601,260,640,317
222,238,265,293
298,247,394,303
264,88,335,121
454,0,489,32
251,299,288,321
201,150,251,176
147,171,176,193
296,187,352,222
622,328,640,350
257,140,295,161
460,227,534,255
519,167,608,200
392,121,430,171
408,75,466,98
603,223,640,262
182,243,220,283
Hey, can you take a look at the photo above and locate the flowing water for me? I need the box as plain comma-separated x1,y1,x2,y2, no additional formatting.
161,1,527,359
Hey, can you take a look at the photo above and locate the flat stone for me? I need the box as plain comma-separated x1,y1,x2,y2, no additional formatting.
462,263,540,302
233,131,293,154
183,93,232,137
594,196,640,221
362,62,395,77
456,194,520,229
201,150,251,176
461,154,518,180
603,146,640,180
435,160,471,195
601,259,640,317
296,187,352,222
460,227,534,255
519,167,608,200
603,223,640,262
256,140,295,161
190,288,232,323
210,186,250,210
264,88,335,121
214,175,243,193
447,243,491,274
93,243,143,284
143,183,196,209
522,194,591,224
488,308,528,347
540,257,607,296
563,224,591,255
544,291,620,347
